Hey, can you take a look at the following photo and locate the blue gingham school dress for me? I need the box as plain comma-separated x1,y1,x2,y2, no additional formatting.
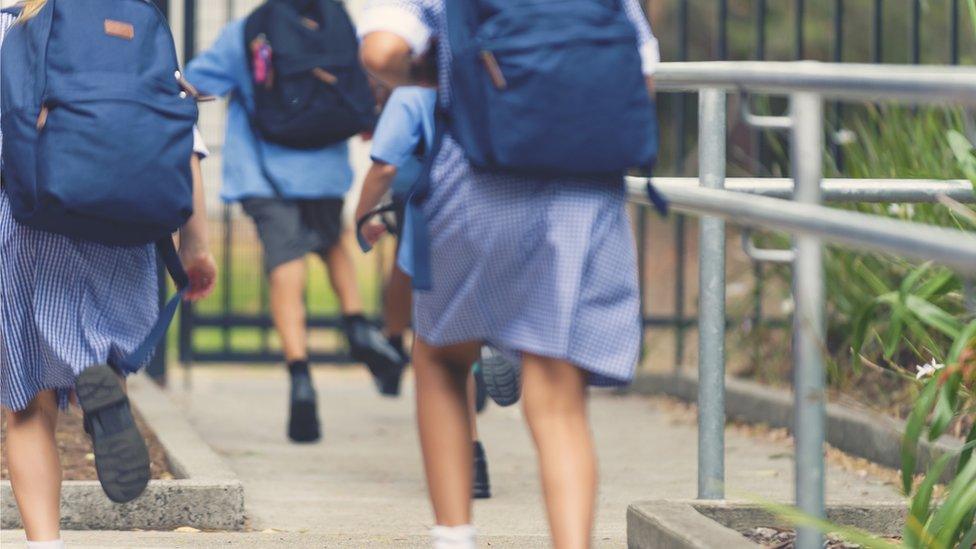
0,12,206,411
358,0,660,386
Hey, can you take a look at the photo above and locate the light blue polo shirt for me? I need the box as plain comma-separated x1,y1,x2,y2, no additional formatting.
185,19,353,202
370,86,436,198
368,86,436,275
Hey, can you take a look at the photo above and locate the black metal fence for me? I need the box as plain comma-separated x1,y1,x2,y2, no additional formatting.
162,0,971,372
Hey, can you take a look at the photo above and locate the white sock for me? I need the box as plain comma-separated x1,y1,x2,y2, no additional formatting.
430,524,476,549
27,541,65,549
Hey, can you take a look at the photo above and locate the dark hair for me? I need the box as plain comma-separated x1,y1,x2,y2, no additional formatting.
409,39,438,86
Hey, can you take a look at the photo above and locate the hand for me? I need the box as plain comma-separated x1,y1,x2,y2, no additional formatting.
360,221,387,248
645,76,656,96
179,241,217,302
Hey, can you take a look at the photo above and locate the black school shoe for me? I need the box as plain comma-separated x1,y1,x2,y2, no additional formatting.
473,441,491,499
473,364,489,414
288,364,321,443
343,316,405,397
480,346,522,407
76,364,150,504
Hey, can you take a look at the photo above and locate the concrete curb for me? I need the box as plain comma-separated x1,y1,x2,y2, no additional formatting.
2,374,245,530
627,500,907,549
628,371,962,482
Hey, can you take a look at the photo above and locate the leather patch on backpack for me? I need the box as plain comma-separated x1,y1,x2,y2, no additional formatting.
104,20,135,40
312,68,338,85
300,17,320,31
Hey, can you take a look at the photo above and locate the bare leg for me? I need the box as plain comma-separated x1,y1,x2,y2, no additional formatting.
384,266,412,339
269,258,309,362
413,338,480,526
521,354,596,549
5,390,61,541
321,238,364,315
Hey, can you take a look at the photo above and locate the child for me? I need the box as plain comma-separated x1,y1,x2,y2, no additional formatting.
0,2,216,547
355,54,490,499
184,7,406,444
359,0,659,546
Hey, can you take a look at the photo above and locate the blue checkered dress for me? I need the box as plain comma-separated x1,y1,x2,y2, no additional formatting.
359,0,657,386
2,12,156,411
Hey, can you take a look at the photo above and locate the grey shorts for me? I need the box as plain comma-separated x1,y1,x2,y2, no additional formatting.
241,197,344,273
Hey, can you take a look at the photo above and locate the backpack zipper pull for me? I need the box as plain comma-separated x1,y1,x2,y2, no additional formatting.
480,51,507,90
36,106,49,131
175,71,215,103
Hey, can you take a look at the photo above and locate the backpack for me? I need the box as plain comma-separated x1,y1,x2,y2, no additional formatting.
444,0,660,177
0,0,200,371
398,0,665,290
244,0,375,149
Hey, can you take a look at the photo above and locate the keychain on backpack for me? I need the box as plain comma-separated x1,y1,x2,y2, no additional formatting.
251,34,273,89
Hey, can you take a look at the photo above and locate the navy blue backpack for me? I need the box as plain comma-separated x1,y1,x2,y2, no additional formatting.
1,0,201,370
244,0,376,150
397,0,663,290
444,0,660,177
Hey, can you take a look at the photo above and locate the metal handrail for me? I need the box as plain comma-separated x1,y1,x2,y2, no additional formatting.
655,61,976,104
636,60,976,549
649,177,976,203
628,179,976,273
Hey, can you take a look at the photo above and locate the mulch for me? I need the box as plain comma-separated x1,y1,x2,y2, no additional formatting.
1,405,174,481
743,526,902,548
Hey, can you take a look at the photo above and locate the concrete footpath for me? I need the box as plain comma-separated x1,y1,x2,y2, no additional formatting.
2,365,901,547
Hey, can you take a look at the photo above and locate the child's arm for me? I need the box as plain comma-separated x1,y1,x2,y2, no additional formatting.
179,154,217,301
355,161,399,247
184,21,246,98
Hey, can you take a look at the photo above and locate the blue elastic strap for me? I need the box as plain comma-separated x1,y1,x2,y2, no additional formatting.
115,238,189,372
646,180,668,216
406,113,446,291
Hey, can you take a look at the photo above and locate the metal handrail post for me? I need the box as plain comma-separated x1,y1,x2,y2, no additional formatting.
697,88,727,500
791,92,827,549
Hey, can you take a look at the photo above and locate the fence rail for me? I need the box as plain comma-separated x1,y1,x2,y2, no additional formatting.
632,178,976,273
638,60,976,549
650,177,976,202
655,61,976,102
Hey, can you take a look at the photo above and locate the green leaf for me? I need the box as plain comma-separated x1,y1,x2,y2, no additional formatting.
913,270,957,300
948,319,976,364
902,379,941,494
883,305,907,359
947,130,976,183
927,376,959,442
903,315,948,363
904,295,964,340
932,474,976,547
904,453,954,547
900,262,933,299
850,301,881,370
958,520,976,549
961,422,976,473
929,447,976,547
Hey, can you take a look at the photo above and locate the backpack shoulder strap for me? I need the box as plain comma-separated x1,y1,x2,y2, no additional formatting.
403,109,446,290
114,238,189,372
